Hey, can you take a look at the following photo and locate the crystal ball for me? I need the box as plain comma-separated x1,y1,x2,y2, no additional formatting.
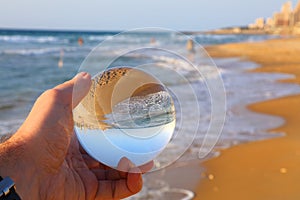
73,67,176,167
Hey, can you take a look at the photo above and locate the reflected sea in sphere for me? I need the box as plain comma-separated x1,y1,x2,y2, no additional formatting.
73,67,176,167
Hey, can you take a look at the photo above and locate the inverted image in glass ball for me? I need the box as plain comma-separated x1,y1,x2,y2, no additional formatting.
73,67,176,167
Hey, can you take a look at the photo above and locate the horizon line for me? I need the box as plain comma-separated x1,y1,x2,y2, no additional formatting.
0,27,208,34
0,27,123,33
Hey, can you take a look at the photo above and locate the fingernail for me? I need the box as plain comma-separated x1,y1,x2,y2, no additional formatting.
74,72,89,79
76,72,91,85
72,72,92,108
128,168,143,193
129,167,141,174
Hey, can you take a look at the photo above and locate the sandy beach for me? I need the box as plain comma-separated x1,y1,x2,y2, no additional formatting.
193,37,300,199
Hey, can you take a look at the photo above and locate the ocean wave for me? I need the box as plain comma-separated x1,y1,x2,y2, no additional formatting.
0,104,15,111
152,55,223,81
1,47,79,56
0,119,23,135
108,50,224,83
91,34,150,44
106,91,175,129
88,35,113,41
0,35,63,43
195,34,280,45
153,55,192,71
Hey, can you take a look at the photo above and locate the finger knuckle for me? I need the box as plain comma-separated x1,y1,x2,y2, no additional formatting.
41,88,70,107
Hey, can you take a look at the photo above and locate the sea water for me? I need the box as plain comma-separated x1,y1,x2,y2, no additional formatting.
1,29,300,199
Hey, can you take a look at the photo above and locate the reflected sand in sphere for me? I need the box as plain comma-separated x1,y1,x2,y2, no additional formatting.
73,67,176,167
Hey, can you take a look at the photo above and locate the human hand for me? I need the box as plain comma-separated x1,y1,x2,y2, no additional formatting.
0,72,153,200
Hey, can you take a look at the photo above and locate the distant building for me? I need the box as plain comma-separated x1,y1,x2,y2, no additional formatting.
248,0,300,33
294,1,300,26
273,1,293,26
248,18,265,29
256,18,265,29
266,17,275,27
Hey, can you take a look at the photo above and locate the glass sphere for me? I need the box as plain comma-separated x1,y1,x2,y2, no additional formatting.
73,67,176,167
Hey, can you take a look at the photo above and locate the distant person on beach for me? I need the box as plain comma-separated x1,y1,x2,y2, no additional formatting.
186,39,196,61
0,72,153,199
78,37,84,46
186,39,195,53
150,37,156,45
58,48,64,68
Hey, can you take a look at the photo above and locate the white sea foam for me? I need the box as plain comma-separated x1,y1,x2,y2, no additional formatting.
0,35,59,43
88,35,112,41
0,119,23,135
1,47,78,55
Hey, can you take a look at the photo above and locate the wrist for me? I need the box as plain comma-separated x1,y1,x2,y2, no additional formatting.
0,176,21,200
0,134,39,199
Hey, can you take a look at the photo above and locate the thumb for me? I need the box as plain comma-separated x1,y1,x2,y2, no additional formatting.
21,72,92,133
54,72,92,109
14,72,91,171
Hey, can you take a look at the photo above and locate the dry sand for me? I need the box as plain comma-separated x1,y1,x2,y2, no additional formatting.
194,37,300,199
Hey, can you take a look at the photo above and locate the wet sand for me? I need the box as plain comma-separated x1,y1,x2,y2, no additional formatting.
194,37,300,199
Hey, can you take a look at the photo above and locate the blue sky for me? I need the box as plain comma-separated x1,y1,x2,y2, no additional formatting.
1,0,299,31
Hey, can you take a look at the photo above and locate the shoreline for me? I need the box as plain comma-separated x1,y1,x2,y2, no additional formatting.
141,42,297,199
194,36,300,199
